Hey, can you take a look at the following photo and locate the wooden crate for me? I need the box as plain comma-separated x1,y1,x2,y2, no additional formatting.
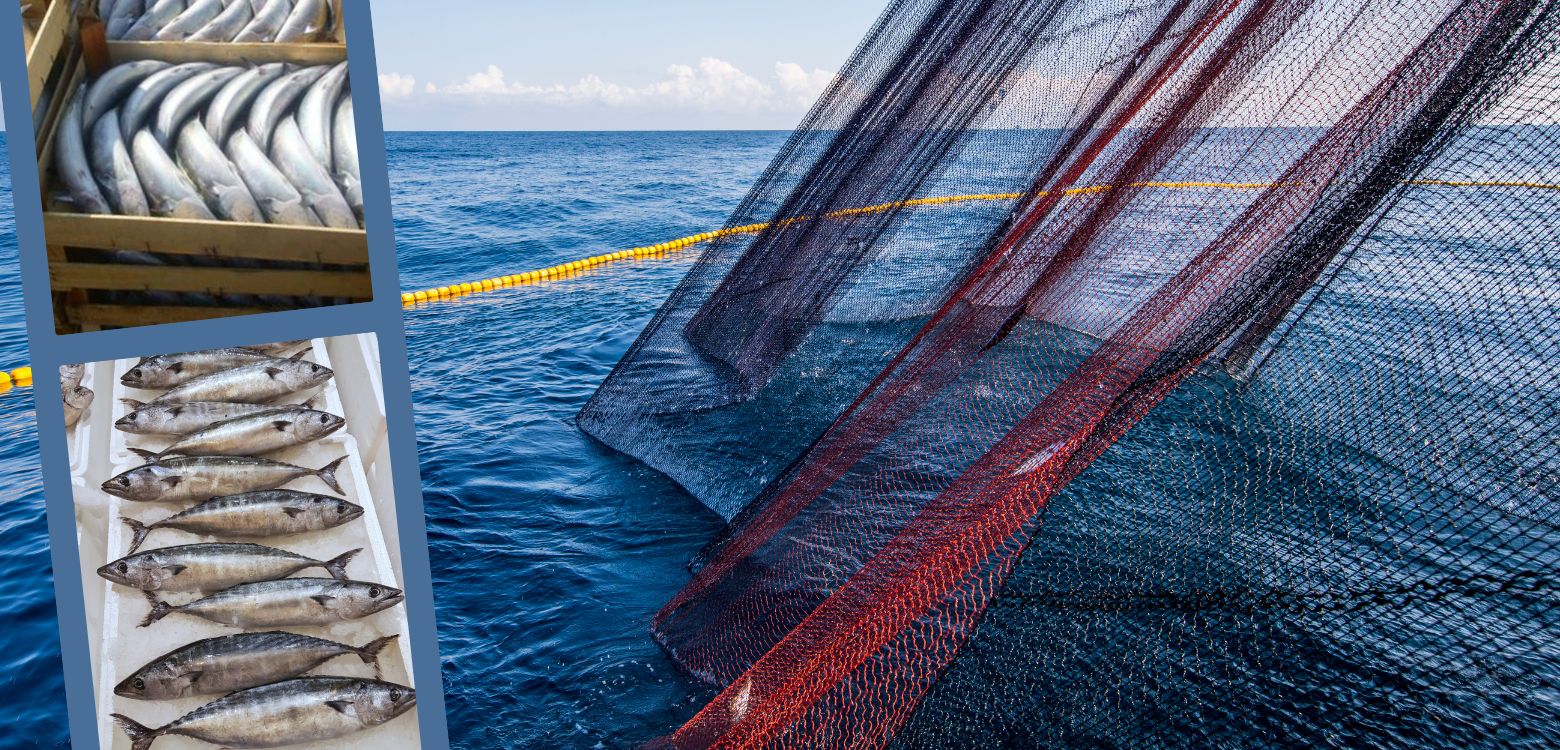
28,4,371,333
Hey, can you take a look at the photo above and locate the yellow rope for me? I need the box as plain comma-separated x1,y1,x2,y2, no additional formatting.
401,177,1557,307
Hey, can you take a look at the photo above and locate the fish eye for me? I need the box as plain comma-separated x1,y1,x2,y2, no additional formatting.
337,502,348,513
389,688,401,700
369,586,381,597
125,413,137,421
117,562,128,573
320,414,329,422
127,368,140,378
117,477,131,486
132,678,144,690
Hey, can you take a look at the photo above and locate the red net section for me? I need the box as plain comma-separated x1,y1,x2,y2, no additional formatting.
579,0,1560,747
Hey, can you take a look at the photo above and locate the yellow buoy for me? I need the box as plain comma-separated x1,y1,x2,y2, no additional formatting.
10,367,28,383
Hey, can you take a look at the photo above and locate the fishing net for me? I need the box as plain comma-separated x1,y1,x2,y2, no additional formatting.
577,0,1560,747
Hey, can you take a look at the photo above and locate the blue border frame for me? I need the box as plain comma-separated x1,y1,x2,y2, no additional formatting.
0,2,450,746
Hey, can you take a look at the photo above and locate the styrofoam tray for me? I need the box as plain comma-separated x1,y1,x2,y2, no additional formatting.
85,337,418,750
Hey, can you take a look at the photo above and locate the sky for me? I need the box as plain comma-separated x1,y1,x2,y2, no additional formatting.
371,1,888,131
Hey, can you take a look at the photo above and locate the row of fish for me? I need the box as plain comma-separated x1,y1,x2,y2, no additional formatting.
62,362,94,427
100,339,413,749
102,0,338,43
57,60,363,229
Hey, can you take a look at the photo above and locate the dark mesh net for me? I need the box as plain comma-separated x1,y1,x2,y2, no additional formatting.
577,0,1560,747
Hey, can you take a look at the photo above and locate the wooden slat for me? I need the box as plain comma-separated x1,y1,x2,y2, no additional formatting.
51,262,373,298
107,41,348,66
26,0,70,108
44,213,369,265
63,303,289,329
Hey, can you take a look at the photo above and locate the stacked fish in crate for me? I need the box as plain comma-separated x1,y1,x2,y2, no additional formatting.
27,0,369,332
92,339,417,749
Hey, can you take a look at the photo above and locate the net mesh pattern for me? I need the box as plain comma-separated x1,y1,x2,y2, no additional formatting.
577,0,1560,746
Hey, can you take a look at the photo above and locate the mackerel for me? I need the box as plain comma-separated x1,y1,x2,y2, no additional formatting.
150,356,332,404
122,347,279,388
116,631,398,700
132,129,218,220
103,454,347,503
271,116,356,228
116,398,320,436
113,677,414,750
90,110,151,216
139,577,403,627
99,542,359,592
121,489,362,552
57,89,111,215
234,0,293,43
144,407,344,457
176,122,266,222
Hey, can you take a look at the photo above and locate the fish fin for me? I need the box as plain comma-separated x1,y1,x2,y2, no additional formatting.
130,447,161,462
138,591,175,628
281,506,305,518
310,594,335,607
325,699,353,715
121,517,152,554
120,398,147,409
161,476,183,489
168,362,183,374
111,713,161,750
272,420,292,432
163,564,187,577
322,548,361,580
168,406,185,417
288,350,306,360
302,395,320,409
315,456,347,494
355,634,399,678
264,366,283,379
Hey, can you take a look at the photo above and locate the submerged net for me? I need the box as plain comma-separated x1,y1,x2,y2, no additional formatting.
578,0,1560,747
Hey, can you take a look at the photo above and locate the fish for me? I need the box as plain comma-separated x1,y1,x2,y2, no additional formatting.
57,88,112,215
112,676,414,750
150,355,332,404
203,62,289,146
176,122,266,222
102,454,347,503
106,0,146,40
89,110,151,216
153,0,226,41
152,65,244,148
121,347,279,388
142,408,344,458
120,62,218,143
59,363,86,393
132,129,219,220
188,0,257,42
271,117,357,228
276,0,328,42
227,129,322,226
116,398,319,436
139,577,403,627
122,0,189,41
297,61,347,171
331,95,361,221
234,0,293,43
243,339,309,356
99,542,358,592
115,631,399,700
64,386,95,428
82,60,168,131
120,489,362,553
246,64,327,151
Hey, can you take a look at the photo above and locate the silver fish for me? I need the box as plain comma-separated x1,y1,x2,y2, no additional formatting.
113,676,414,750
123,0,192,42
139,577,402,628
203,62,288,146
106,0,146,40
275,0,327,42
243,339,309,356
90,110,151,216
331,94,361,221
115,631,398,700
227,129,321,225
59,363,86,393
153,0,225,40
82,60,168,131
188,0,256,42
233,0,292,43
246,64,327,151
102,454,347,503
152,66,243,148
146,408,344,457
177,121,265,222
122,347,279,388
57,88,112,215
120,62,217,142
297,61,347,171
150,357,332,404
120,489,362,553
132,129,218,220
64,385,95,428
98,542,359,592
271,116,356,228
116,398,318,436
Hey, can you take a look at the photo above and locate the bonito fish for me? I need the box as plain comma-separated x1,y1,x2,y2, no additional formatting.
271,116,357,228
133,129,219,220
121,62,218,140
177,121,267,222
59,364,86,393
115,631,399,700
112,676,414,749
90,110,151,216
99,542,360,592
247,65,327,151
140,576,403,627
234,0,294,43
228,129,321,225
153,0,226,41
142,407,344,458
150,355,332,404
103,454,347,502
57,89,111,215
153,66,244,148
203,62,289,146
122,0,188,42
332,95,362,220
82,60,168,130
276,0,329,42
244,339,310,356
121,489,362,553
64,386,95,428
297,61,348,170
188,0,258,42
116,398,319,436
122,347,281,388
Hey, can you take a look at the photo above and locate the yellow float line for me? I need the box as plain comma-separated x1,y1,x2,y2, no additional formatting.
0,366,34,391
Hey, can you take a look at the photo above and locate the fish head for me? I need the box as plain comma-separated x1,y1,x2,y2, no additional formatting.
314,495,364,525
114,661,196,700
336,681,417,726
268,359,335,392
96,551,181,591
292,410,346,442
114,408,150,432
119,357,175,388
333,580,405,619
101,465,179,502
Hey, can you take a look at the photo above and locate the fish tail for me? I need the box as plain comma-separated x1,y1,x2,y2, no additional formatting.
322,547,362,580
121,517,152,554
316,455,347,494
138,590,176,628
111,713,161,750
356,633,400,678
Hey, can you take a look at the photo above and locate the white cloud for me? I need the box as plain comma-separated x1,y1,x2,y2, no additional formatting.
410,58,836,113
378,72,417,99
